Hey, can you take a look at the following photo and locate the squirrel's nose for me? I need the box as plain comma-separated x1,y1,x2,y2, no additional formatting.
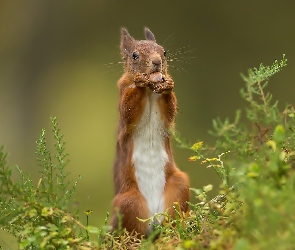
152,57,161,66
150,53,162,66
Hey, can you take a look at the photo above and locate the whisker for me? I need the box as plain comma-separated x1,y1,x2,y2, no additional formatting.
162,33,175,47
168,49,195,57
168,64,189,74
169,65,180,71
104,61,124,67
102,61,124,75
165,45,196,74
168,58,191,65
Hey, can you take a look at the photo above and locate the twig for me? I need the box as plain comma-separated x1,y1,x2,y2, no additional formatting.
257,81,268,113
55,208,87,230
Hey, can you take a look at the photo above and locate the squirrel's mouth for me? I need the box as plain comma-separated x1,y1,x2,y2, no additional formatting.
149,67,163,75
149,62,162,74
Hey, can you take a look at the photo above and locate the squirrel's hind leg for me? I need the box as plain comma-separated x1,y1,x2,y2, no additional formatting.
163,169,190,217
111,188,151,236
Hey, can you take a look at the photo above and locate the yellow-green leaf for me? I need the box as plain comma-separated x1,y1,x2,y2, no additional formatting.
41,207,53,217
28,209,37,218
61,227,71,236
247,172,259,178
87,226,100,234
273,125,285,142
190,141,203,152
84,210,93,216
266,140,277,151
203,184,213,192
188,156,200,162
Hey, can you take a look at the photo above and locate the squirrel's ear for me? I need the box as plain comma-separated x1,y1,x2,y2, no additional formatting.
121,27,134,56
144,27,156,42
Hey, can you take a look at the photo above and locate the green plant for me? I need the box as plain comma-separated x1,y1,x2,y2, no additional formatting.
1,54,295,249
0,118,89,249
171,54,295,249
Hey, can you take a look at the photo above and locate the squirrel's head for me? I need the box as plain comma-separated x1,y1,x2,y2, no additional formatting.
120,27,168,75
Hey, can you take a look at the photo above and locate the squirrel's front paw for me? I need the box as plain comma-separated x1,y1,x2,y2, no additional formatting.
150,83,174,94
134,73,149,87
149,73,174,94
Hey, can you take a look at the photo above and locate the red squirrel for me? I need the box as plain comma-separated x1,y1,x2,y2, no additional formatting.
112,27,190,236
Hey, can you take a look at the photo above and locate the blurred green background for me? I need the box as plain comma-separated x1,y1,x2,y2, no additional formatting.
1,0,295,247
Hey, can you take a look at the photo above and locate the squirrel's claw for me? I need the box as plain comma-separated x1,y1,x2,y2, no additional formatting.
149,82,174,94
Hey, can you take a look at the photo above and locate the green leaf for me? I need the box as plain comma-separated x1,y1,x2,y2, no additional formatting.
247,172,259,178
273,125,285,142
189,188,202,195
61,215,70,223
28,208,37,218
234,238,251,250
19,239,31,249
61,227,72,236
47,223,58,232
203,184,213,193
86,226,100,234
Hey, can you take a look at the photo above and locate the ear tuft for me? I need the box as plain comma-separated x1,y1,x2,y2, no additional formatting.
121,27,129,37
144,27,156,42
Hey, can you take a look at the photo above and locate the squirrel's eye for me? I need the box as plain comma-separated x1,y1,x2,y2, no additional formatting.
132,51,139,60
163,50,167,57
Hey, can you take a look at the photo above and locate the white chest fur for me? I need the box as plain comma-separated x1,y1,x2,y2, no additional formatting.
132,91,168,218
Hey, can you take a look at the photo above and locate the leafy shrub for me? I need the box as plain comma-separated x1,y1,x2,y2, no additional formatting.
1,54,294,249
0,118,88,249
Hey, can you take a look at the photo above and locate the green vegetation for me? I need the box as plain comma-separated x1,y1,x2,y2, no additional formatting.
1,54,294,249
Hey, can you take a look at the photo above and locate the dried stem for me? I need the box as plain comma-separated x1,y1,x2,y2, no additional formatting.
257,81,268,114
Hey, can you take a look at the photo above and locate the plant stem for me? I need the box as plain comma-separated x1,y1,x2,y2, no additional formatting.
86,214,89,240
257,81,268,114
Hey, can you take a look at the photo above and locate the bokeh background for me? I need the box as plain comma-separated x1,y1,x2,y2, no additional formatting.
1,0,295,248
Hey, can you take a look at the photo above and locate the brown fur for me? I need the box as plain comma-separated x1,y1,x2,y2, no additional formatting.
112,27,190,237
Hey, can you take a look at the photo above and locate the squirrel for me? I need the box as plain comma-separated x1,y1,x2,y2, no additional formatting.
111,27,190,236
